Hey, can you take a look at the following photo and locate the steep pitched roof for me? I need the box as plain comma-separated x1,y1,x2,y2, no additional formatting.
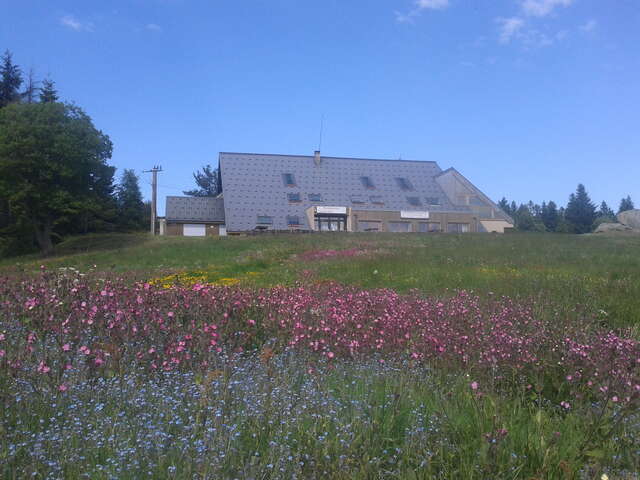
219,152,471,231
165,196,225,222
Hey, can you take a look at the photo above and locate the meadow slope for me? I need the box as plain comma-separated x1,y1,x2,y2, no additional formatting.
1,232,639,479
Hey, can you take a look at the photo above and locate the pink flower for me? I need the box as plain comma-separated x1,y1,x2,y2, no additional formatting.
560,401,571,409
62,344,71,352
37,361,51,374
58,384,68,392
471,381,479,391
612,396,618,403
167,311,174,318
94,357,105,366
0,350,5,358
327,351,335,359
0,333,5,341
79,346,90,355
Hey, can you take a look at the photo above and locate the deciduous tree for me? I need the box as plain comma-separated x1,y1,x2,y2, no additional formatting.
0,102,114,255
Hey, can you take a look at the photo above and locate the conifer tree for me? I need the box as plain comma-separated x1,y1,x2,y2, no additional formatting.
565,184,597,233
0,50,22,108
541,201,559,232
598,201,615,219
39,78,59,103
618,195,634,214
116,169,146,230
183,164,221,197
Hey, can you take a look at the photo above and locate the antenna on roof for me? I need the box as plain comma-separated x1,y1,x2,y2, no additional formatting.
318,114,324,152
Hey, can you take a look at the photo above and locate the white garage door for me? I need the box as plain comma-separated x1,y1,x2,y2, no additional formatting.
183,224,206,237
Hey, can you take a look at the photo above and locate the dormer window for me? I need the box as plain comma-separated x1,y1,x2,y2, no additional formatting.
308,193,323,202
425,197,441,205
282,173,296,187
360,176,375,189
350,195,366,205
396,177,413,191
370,195,384,205
406,196,422,207
257,215,273,225
287,192,301,203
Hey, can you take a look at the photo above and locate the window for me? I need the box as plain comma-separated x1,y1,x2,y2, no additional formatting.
308,193,323,202
282,173,296,187
425,197,441,205
360,176,375,189
469,196,485,206
287,192,301,203
447,223,470,233
257,216,273,225
395,177,413,191
358,221,381,232
388,222,412,233
406,196,422,207
418,222,441,233
287,215,301,226
350,195,366,205
370,195,384,205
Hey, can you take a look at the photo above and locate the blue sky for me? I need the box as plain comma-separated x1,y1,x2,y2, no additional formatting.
3,0,639,213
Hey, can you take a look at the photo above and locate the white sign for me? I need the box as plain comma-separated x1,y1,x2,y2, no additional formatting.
316,206,347,215
401,211,429,219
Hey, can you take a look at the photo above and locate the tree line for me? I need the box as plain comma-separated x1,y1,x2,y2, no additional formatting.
498,184,634,233
0,50,149,256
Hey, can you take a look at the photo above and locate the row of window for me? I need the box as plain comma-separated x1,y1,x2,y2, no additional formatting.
256,215,470,233
257,215,301,226
359,221,470,233
282,172,433,195
286,192,441,206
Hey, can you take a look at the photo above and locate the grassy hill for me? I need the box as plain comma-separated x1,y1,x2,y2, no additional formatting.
3,231,640,328
2,231,640,478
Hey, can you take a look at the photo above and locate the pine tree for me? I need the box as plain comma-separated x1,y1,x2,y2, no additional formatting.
541,201,559,232
565,184,597,233
618,195,634,214
183,164,221,197
39,78,59,103
498,197,510,215
0,50,23,108
116,169,146,231
598,201,615,219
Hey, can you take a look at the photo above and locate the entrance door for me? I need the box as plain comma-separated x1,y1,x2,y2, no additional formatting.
315,215,347,231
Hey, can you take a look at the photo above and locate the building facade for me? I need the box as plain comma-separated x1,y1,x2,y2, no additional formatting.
164,151,513,236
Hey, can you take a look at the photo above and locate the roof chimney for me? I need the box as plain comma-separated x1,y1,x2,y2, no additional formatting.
314,150,321,166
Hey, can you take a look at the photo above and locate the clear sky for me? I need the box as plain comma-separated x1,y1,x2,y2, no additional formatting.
3,0,639,214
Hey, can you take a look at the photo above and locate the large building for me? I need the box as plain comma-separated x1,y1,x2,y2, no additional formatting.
163,151,513,236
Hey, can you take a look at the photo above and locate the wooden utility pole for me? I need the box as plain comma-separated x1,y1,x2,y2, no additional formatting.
144,166,162,235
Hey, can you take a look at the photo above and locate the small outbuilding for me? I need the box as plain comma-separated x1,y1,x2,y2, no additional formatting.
165,196,226,236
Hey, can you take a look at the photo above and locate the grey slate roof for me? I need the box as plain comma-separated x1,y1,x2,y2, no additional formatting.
165,196,225,222
219,152,473,232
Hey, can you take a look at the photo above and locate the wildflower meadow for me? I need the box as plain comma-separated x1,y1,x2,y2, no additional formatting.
1,232,639,478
